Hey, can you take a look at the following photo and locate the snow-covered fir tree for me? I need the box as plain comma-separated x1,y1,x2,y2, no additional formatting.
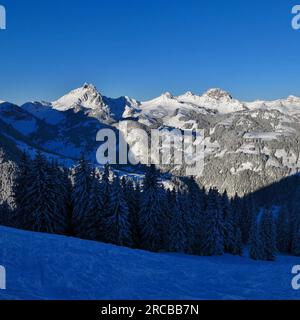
158,184,172,250
61,167,74,235
292,229,300,256
123,179,141,248
249,211,263,260
139,165,165,252
22,151,66,234
239,195,255,244
71,156,93,237
12,151,31,229
104,176,132,247
168,191,189,253
162,188,175,250
222,191,233,250
83,169,105,241
47,160,69,234
260,208,277,261
291,191,300,256
276,206,291,253
98,163,112,220
201,188,224,256
234,228,243,256
0,201,10,226
185,177,205,254
221,191,243,255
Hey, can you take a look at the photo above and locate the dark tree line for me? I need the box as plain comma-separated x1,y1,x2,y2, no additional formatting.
1,151,300,261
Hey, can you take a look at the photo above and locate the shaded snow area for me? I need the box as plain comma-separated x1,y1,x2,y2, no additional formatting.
0,226,300,300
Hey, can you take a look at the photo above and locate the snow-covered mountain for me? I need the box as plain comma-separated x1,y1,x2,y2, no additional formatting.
246,95,300,115
52,83,113,123
123,88,247,129
1,84,300,198
177,88,247,113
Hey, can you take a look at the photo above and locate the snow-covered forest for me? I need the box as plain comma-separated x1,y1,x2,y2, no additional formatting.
1,151,300,262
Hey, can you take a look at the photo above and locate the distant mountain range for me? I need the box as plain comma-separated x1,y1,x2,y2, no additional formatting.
1,83,300,204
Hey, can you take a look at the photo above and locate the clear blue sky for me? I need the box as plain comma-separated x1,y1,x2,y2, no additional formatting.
0,0,300,104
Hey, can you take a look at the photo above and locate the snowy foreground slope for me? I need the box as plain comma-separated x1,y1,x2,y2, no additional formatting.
0,226,300,300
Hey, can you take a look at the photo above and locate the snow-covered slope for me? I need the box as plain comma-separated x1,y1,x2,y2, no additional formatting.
51,83,139,123
0,226,299,300
53,83,106,111
123,89,247,129
21,101,65,125
177,88,247,114
52,83,113,123
125,92,210,129
246,95,300,115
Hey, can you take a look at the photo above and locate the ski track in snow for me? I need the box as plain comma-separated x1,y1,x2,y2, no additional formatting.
0,226,300,300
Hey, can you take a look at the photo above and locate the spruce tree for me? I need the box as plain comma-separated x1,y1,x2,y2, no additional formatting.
62,167,74,236
159,184,171,250
185,177,205,254
83,169,105,241
249,211,262,260
163,188,176,250
71,156,92,237
201,188,224,256
234,227,243,256
12,151,31,229
124,179,141,248
240,195,255,244
260,208,277,261
292,229,300,256
104,176,132,247
276,206,291,253
168,192,188,253
222,191,234,252
23,152,65,234
48,160,69,234
139,165,164,252
0,201,10,226
221,192,243,255
99,163,112,220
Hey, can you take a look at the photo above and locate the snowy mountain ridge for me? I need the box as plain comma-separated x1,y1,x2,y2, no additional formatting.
9,83,300,120
1,84,300,198
2,84,300,117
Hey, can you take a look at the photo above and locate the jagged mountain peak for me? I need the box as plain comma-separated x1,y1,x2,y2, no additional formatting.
176,88,246,114
286,95,300,103
160,91,174,99
176,91,197,100
182,91,195,97
202,88,233,101
141,91,175,105
52,83,105,111
82,82,97,91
